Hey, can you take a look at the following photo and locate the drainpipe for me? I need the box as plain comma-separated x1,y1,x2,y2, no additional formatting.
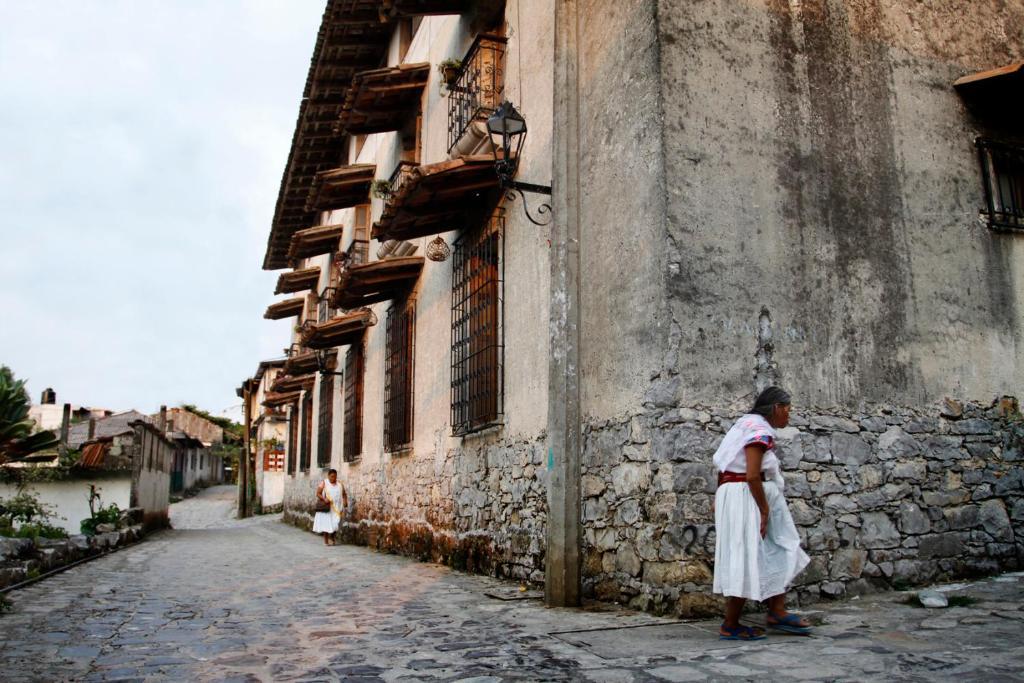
546,0,582,607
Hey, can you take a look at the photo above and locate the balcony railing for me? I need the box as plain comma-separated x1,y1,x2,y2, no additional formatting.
388,160,420,202
345,239,370,268
447,34,506,153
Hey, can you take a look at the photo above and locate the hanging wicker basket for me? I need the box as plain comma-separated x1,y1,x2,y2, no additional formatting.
426,236,450,262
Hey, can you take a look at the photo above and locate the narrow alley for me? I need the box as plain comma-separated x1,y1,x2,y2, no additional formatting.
0,486,1022,682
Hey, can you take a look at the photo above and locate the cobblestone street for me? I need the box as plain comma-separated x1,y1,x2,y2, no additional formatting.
1,485,1023,682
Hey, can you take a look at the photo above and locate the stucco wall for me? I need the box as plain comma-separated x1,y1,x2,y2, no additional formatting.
0,478,132,536
281,6,554,575
654,0,1024,409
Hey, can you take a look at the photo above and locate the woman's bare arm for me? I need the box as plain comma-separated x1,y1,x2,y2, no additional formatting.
745,444,769,538
316,481,326,502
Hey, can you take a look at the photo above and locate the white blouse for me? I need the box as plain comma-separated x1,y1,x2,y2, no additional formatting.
712,414,780,475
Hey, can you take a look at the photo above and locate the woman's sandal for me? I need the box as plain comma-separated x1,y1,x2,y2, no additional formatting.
766,612,812,635
719,623,766,641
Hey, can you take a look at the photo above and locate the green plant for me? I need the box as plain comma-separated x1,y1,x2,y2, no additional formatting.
0,595,12,613
0,366,59,464
14,522,66,539
437,58,462,81
79,485,121,536
370,179,393,200
0,490,57,528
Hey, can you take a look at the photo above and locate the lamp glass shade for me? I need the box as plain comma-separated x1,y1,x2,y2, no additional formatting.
486,101,527,136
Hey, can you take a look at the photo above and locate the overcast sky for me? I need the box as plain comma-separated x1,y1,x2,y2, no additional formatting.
0,1,324,421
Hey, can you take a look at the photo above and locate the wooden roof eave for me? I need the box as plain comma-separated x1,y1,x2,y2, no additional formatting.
264,297,306,320
300,309,376,350
283,350,337,375
306,164,376,213
287,224,344,261
262,391,302,408
371,156,500,241
270,373,317,393
332,256,425,308
275,267,322,295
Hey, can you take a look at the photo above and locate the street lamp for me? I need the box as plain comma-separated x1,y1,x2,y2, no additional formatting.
486,101,553,226
314,348,344,377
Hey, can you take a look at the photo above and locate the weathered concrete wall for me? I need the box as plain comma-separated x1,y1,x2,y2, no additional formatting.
581,398,1024,616
577,0,668,422
652,0,1024,409
164,408,224,445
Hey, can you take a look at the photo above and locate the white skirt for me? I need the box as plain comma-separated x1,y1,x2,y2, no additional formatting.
713,480,809,601
312,511,340,534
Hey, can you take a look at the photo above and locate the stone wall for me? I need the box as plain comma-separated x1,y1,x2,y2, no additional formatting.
284,434,547,582
581,397,1024,616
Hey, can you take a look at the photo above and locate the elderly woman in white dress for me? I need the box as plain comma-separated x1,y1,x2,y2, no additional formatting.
712,386,811,640
313,469,347,546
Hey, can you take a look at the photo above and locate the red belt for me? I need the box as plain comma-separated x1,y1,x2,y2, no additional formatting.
718,471,766,487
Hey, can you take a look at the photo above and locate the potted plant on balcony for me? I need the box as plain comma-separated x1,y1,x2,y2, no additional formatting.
370,179,393,201
437,58,462,86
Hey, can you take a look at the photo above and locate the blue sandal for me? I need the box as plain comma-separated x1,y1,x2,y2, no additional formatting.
719,623,766,640
767,612,812,635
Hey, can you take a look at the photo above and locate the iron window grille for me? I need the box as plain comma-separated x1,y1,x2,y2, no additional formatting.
317,375,333,467
300,392,313,472
387,160,420,202
451,210,505,435
447,34,507,153
343,342,365,462
384,298,416,453
978,138,1024,232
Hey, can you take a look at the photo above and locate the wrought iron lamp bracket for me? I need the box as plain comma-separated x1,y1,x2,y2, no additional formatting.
499,176,553,227
314,348,345,377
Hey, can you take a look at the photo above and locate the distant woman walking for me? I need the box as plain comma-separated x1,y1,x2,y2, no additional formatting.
713,386,811,640
313,469,347,546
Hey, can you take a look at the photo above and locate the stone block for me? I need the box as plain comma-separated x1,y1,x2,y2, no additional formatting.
944,505,979,530
899,502,930,535
858,465,884,490
923,436,964,461
810,416,860,433
788,500,820,526
799,433,833,463
616,545,642,577
830,548,868,579
822,494,857,514
853,491,887,510
611,462,651,497
876,427,921,460
918,532,963,558
0,537,34,561
806,522,841,551
635,527,659,561
615,499,642,526
820,581,846,598
783,471,810,498
951,419,993,436
905,417,939,433
979,499,1014,542
831,432,871,466
965,441,995,458
672,463,715,494
890,460,927,482
582,474,606,498
680,559,712,583
643,561,683,586
593,527,618,552
812,471,845,496
860,416,887,433
583,498,608,523
922,490,970,506
861,512,900,549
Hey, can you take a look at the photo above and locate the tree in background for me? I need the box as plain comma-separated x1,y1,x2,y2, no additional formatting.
0,366,58,465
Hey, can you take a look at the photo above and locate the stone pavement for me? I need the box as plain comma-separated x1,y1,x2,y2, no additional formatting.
1,484,1023,682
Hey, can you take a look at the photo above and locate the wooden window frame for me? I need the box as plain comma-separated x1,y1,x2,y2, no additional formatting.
978,138,1024,232
317,375,333,467
288,406,299,475
344,341,365,462
300,392,313,472
384,298,415,453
